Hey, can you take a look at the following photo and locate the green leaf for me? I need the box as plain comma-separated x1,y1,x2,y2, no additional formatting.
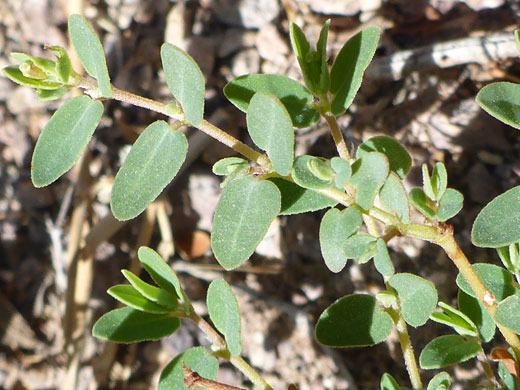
496,293,520,333
307,157,335,181
379,172,410,223
431,163,448,200
388,273,438,327
92,307,181,343
356,136,411,179
121,269,178,308
374,238,395,276
330,27,380,115
37,87,67,101
316,20,331,95
137,247,189,313
161,43,205,126
267,178,337,215
380,373,400,390
319,207,363,273
344,234,377,261
292,155,334,190
110,120,188,220
422,164,436,201
207,279,242,355
427,372,451,390
419,335,482,369
68,14,112,97
107,285,172,314
472,185,520,248
211,177,281,270
315,294,393,347
246,92,294,176
31,95,103,187
430,302,478,338
223,74,319,128
331,157,351,189
11,52,57,75
437,188,463,222
212,157,249,176
48,46,72,84
159,347,218,390
409,188,436,219
456,263,516,301
348,152,389,210
458,290,496,342
476,82,520,129
3,66,63,89
515,29,520,51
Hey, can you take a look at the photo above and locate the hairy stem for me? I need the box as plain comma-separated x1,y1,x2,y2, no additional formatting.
324,113,350,161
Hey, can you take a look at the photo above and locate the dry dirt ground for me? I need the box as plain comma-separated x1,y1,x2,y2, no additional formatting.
1,0,520,389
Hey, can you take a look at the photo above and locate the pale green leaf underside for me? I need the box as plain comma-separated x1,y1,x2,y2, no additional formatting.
68,14,112,97
427,372,451,390
379,172,410,223
374,238,395,276
496,293,520,333
380,373,401,390
349,152,389,210
247,92,294,176
111,120,187,221
161,43,205,126
357,136,411,179
456,263,515,301
207,279,242,356
476,82,520,129
292,155,334,190
32,95,103,187
437,188,463,222
419,334,482,369
211,177,281,270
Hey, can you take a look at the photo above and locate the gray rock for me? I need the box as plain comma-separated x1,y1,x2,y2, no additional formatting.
210,0,280,29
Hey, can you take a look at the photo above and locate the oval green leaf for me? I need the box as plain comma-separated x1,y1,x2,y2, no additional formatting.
476,82,520,129
315,294,393,347
379,172,410,223
211,177,281,270
374,238,395,277
107,284,172,314
331,157,351,189
111,120,188,220
380,373,401,390
3,66,63,90
330,27,380,115
356,136,411,179
92,306,181,343
292,156,334,190
212,157,249,176
268,178,337,215
161,43,205,126
409,188,436,219
319,207,363,273
122,269,177,308
207,279,242,355
31,95,103,187
427,372,451,390
456,263,515,301
348,152,389,210
388,273,438,327
223,74,319,128
496,293,520,334
472,186,520,248
419,335,482,369
247,92,294,176
159,347,218,390
344,234,377,261
458,289,495,342
68,14,112,97
437,188,463,222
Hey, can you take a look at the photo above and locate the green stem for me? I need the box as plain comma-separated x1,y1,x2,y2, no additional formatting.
324,113,350,161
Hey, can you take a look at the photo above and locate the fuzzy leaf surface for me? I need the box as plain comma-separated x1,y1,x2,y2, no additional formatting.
437,188,463,222
292,155,334,190
458,290,495,342
344,234,377,261
476,82,520,129
427,372,451,390
348,152,389,210
409,188,436,219
419,335,482,369
456,263,515,301
380,373,401,390
356,136,411,179
496,293,520,334
379,172,410,223
374,238,395,276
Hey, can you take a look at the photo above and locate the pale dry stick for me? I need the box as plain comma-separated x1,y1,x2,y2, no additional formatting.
323,113,350,161
183,362,246,390
156,196,175,260
366,31,519,81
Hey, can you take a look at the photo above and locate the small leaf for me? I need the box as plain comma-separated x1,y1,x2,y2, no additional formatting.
380,373,401,390
161,43,205,126
430,302,478,337
409,188,436,219
374,238,395,276
491,348,520,390
224,74,319,128
93,307,181,343
330,27,380,115
207,279,242,355
356,136,411,179
11,52,57,75
292,155,334,190
247,92,294,176
516,30,520,51
308,157,335,181
431,163,448,200
422,164,436,201
159,347,218,390
379,172,410,223
68,15,112,97
48,46,72,84
344,234,377,261
212,157,249,176
121,269,177,308
427,372,451,390
388,273,438,327
38,87,67,101
315,294,393,347
110,120,188,220
476,82,520,129
137,247,189,312
319,207,363,273
331,157,351,189
472,185,520,248
437,188,463,222
211,177,281,270
3,66,62,89
496,293,520,334
107,285,172,314
419,335,482,369
32,95,103,187
267,177,337,215
456,263,515,301
348,152,389,210
458,290,496,342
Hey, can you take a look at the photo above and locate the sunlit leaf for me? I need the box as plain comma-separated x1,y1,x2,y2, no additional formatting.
427,372,451,390
419,335,482,369
357,136,411,179
409,188,436,219
121,269,178,308
292,155,334,190
476,82,520,129
107,284,171,314
379,172,410,223
496,293,520,334
456,263,515,301
374,238,395,276
348,152,389,210
437,188,463,222
458,289,495,342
